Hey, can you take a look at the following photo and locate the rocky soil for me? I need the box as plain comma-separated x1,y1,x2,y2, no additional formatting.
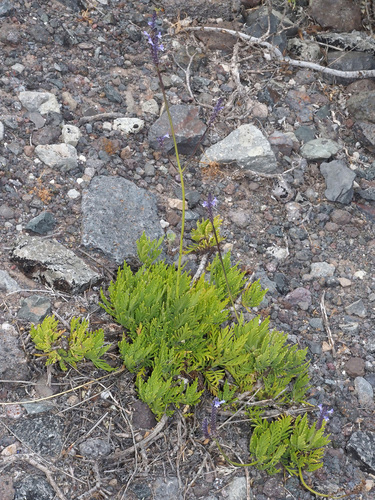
1,0,375,499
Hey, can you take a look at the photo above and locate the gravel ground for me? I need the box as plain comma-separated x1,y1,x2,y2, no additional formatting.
1,1,375,499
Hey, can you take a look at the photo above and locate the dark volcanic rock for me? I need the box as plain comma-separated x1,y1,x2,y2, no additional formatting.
347,431,375,473
82,176,164,266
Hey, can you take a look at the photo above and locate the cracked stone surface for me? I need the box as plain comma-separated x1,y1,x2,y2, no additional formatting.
10,235,102,294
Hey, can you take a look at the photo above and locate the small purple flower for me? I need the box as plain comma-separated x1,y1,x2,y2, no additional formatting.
316,404,333,430
202,397,225,439
144,11,164,66
202,193,217,223
157,133,170,149
207,98,224,127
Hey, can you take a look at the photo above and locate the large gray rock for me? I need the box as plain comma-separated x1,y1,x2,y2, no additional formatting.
347,431,375,473
245,6,296,52
11,414,64,456
0,322,29,381
18,91,60,114
199,124,279,174
310,0,362,32
325,51,375,85
320,160,356,204
148,105,206,155
35,144,78,171
347,91,375,123
10,235,101,294
82,176,164,265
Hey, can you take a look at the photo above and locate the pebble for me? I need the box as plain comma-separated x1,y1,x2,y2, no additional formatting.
17,295,52,323
301,138,341,160
354,377,374,408
113,117,145,134
345,357,365,377
79,438,112,458
345,299,367,318
67,188,80,199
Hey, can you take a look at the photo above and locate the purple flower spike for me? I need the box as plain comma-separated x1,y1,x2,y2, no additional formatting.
316,404,334,430
144,11,164,66
208,98,224,127
202,193,218,224
202,397,225,440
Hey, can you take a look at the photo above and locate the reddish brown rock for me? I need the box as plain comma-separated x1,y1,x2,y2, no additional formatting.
344,357,365,377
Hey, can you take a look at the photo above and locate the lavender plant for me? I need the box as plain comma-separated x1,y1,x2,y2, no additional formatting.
29,8,332,495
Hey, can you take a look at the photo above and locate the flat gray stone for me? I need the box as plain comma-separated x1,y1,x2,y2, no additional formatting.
347,431,375,473
320,160,356,204
18,91,60,115
224,477,247,500
300,138,341,160
199,124,278,174
26,211,56,234
149,105,206,155
303,262,336,281
0,270,20,292
17,295,52,323
11,414,64,456
0,323,29,381
345,299,367,318
354,377,374,408
10,235,101,294
35,144,78,171
82,176,164,265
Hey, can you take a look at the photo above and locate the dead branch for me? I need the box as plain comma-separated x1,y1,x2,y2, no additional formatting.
184,27,375,79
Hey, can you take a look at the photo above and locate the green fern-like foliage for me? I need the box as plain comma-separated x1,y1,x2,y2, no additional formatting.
100,231,310,420
184,216,224,254
248,413,330,476
30,316,114,372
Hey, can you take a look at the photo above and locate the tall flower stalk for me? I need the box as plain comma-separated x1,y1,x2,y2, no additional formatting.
144,11,186,294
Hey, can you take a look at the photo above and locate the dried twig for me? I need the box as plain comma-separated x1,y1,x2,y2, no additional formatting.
320,291,336,357
192,253,208,281
172,47,197,102
78,112,124,126
185,26,375,79
105,414,169,460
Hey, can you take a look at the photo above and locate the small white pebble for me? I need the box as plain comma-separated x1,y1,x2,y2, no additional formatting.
76,178,84,185
160,219,169,229
67,188,80,199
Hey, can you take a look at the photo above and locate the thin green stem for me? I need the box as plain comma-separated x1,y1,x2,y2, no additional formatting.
211,222,240,323
213,438,259,467
298,468,347,498
156,67,185,294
